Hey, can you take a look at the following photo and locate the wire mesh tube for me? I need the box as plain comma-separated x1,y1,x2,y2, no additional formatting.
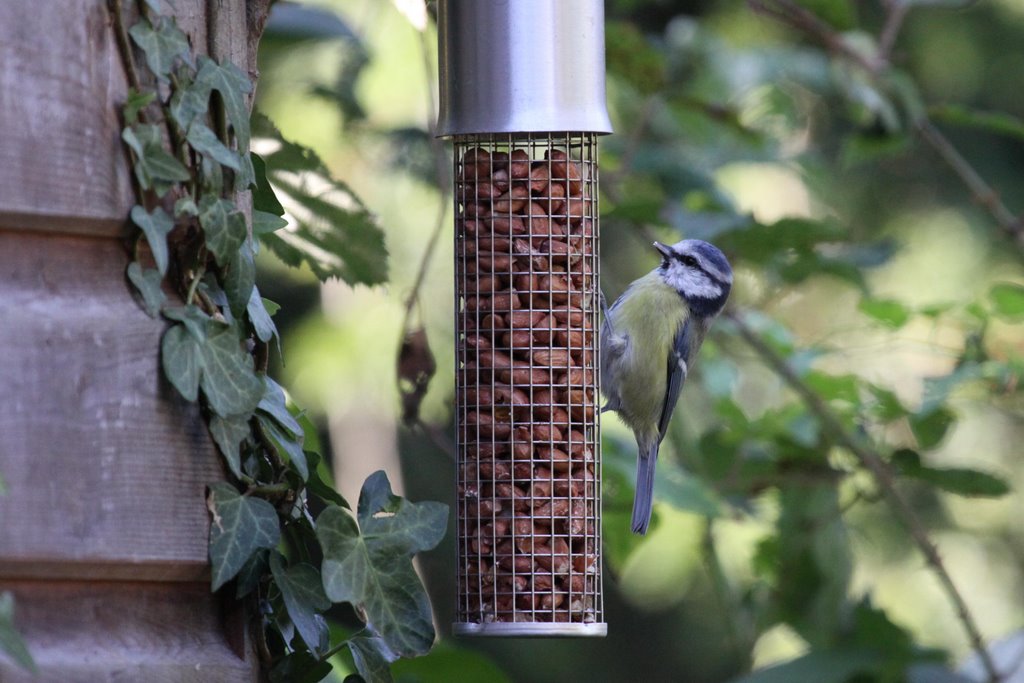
454,133,605,635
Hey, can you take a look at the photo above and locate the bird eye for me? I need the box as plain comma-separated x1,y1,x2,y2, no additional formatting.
681,255,698,267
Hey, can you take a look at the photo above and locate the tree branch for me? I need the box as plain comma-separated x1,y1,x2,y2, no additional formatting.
750,0,1024,252
726,309,1001,682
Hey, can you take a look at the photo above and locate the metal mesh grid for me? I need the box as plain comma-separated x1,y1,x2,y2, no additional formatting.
453,133,604,635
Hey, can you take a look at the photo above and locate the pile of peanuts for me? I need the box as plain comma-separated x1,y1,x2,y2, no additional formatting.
455,144,600,625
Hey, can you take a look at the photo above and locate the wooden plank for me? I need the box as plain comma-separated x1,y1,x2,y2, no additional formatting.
0,0,215,237
0,230,224,581
0,1,132,235
0,580,257,682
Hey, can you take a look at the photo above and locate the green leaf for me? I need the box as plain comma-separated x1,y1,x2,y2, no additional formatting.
128,16,192,79
209,413,250,478
306,450,349,509
163,305,210,342
254,210,289,236
235,548,269,599
805,371,859,404
123,125,191,192
349,635,395,683
130,205,175,275
169,74,211,130
317,472,448,657
990,282,1024,321
253,114,387,284
194,56,253,148
252,153,285,216
223,241,256,319
268,650,333,683
207,482,281,591
247,287,279,344
258,414,308,481
731,648,881,683
187,122,241,171
123,88,156,125
859,298,910,329
930,104,1024,142
269,553,331,655
0,592,37,674
198,195,247,266
126,261,165,316
840,132,911,168
867,384,908,422
909,406,956,450
258,377,302,438
174,196,199,217
161,323,202,402
892,449,1010,498
198,323,263,417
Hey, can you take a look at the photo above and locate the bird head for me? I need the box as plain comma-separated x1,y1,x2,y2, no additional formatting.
654,239,733,317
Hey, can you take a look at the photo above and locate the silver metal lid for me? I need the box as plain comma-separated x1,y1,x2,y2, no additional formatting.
437,0,613,137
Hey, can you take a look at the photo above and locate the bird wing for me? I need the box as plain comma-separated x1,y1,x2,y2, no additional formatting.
657,318,694,441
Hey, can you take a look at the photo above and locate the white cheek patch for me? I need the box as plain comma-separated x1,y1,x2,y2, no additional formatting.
664,264,722,300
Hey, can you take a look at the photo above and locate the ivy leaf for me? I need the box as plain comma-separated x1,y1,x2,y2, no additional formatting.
122,125,191,193
198,323,263,418
317,471,448,657
269,553,331,655
198,195,247,266
247,287,280,345
858,298,910,329
258,377,302,438
194,56,253,149
169,73,211,130
130,205,175,275
235,548,269,599
126,261,166,316
174,196,199,217
224,241,256,319
306,450,349,509
268,651,333,683
123,88,156,125
128,16,192,80
207,483,281,591
187,122,241,171
990,282,1024,321
163,305,210,342
209,413,250,478
161,323,202,402
258,414,308,481
349,635,396,683
892,449,1010,498
0,592,37,674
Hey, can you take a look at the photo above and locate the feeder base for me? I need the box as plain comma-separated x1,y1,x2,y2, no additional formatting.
452,622,607,638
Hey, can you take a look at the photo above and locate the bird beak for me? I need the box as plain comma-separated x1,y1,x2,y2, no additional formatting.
653,241,673,260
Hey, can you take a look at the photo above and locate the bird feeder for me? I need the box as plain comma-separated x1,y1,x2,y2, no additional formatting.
438,0,611,637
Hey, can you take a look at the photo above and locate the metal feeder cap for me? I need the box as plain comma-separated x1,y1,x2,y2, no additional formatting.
437,0,613,137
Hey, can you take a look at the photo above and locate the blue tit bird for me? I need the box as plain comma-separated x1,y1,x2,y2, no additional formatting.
601,239,732,534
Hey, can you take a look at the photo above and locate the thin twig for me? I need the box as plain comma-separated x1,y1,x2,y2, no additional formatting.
726,310,1001,682
917,120,1024,246
877,0,910,64
748,0,878,72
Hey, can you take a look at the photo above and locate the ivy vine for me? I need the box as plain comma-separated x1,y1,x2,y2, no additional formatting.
109,2,448,681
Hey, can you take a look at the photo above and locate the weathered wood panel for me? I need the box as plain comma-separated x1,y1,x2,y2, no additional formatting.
0,230,221,581
0,580,255,682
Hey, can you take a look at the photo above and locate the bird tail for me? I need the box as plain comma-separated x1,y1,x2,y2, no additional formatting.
631,440,659,535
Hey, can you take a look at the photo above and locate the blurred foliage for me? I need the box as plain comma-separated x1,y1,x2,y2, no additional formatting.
250,0,1024,682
